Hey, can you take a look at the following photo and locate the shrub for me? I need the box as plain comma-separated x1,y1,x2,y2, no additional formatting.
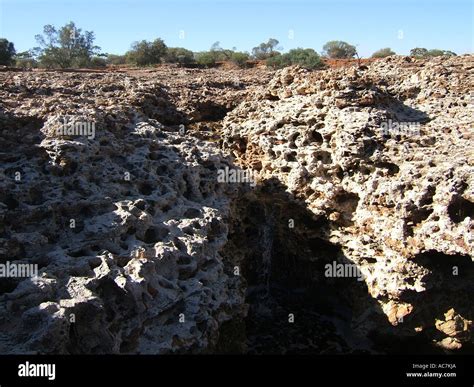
195,51,216,67
410,47,457,57
371,48,396,58
410,47,428,57
322,41,356,59
106,54,126,65
35,22,102,68
125,38,167,66
14,51,37,68
0,38,15,65
427,49,456,57
230,51,249,68
266,53,289,69
266,48,324,70
90,56,107,68
165,47,195,65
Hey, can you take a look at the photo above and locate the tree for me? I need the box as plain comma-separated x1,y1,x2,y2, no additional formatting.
427,49,456,57
35,22,102,68
0,38,16,65
195,51,216,67
252,38,280,59
90,57,107,68
322,41,356,59
210,41,223,55
14,50,38,68
230,51,250,68
208,42,235,61
266,48,324,70
125,38,167,66
410,48,457,57
371,48,396,58
165,47,195,65
439,50,457,56
106,54,126,65
410,47,429,57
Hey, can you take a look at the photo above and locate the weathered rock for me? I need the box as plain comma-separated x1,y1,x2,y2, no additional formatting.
222,55,474,350
0,56,472,354
0,68,268,353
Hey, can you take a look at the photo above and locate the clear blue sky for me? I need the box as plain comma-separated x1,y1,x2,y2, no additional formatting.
0,0,472,57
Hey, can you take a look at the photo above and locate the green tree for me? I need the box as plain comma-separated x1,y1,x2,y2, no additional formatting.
125,38,167,66
164,47,195,65
427,49,456,57
322,41,357,59
0,38,16,65
210,41,223,57
35,22,102,68
252,38,280,59
90,56,107,68
410,48,457,57
14,50,38,68
440,50,457,56
371,48,396,58
230,51,250,68
410,47,429,57
266,48,324,70
195,51,216,67
106,54,126,65
208,42,236,61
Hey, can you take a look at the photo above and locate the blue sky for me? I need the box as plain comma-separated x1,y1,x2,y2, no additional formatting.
0,0,472,57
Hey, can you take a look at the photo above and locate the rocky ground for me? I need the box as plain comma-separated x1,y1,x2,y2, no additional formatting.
0,56,472,354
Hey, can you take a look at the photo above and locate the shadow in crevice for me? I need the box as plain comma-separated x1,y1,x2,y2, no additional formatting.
448,196,474,223
396,250,474,354
384,98,431,125
220,177,397,354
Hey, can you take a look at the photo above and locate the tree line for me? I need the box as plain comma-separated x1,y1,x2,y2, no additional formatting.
0,22,458,71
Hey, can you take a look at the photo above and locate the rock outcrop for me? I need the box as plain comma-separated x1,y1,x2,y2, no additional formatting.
0,56,472,354
0,68,266,353
222,55,474,351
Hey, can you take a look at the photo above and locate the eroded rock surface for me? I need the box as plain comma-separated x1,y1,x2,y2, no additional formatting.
0,68,264,353
222,55,474,351
0,57,472,354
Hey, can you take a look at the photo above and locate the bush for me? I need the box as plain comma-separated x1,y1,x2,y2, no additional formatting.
266,48,324,70
165,47,195,65
230,51,249,68
322,41,356,59
427,49,456,57
266,53,289,69
90,56,107,68
410,47,457,57
410,48,428,57
106,54,126,65
195,51,216,67
14,51,37,68
371,48,396,58
209,41,228,61
35,22,102,68
0,38,15,65
126,38,167,66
